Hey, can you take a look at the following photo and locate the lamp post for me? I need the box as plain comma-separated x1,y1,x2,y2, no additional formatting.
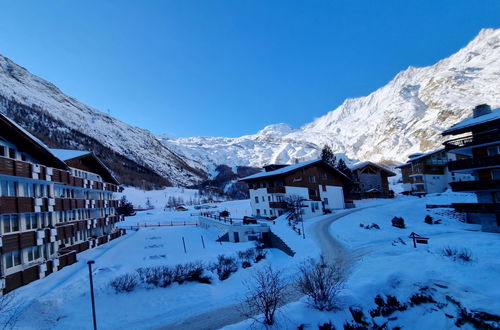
87,260,97,330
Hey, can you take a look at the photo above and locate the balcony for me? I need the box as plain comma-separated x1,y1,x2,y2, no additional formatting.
448,155,500,171
267,186,285,194
269,202,287,209
449,179,500,192
444,129,500,151
452,203,500,213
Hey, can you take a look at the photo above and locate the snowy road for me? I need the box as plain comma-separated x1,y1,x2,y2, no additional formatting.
160,207,374,330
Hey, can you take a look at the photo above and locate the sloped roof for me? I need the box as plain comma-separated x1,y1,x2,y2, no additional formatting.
50,149,92,161
0,112,68,169
407,147,445,162
443,108,500,135
350,161,396,176
240,158,350,181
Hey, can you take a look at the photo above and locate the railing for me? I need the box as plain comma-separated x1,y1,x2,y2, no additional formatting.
450,179,500,192
269,202,287,209
448,155,500,171
452,203,500,213
267,186,286,194
444,129,500,150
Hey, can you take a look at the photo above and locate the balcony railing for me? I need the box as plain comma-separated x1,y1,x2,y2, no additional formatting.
267,186,285,194
444,129,500,151
448,155,500,171
449,179,500,192
452,203,500,213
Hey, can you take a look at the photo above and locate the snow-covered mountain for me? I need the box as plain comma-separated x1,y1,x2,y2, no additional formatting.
0,55,206,187
163,28,500,172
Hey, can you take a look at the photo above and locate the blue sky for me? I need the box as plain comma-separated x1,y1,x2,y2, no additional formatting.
0,1,499,137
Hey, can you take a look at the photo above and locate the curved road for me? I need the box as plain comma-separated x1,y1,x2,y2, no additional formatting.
158,207,369,330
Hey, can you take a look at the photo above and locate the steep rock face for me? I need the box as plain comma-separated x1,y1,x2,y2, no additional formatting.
164,28,500,171
0,55,206,187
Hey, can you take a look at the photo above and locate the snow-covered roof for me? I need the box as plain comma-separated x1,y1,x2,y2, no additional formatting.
349,161,396,176
50,149,92,161
406,147,445,162
443,108,500,134
241,159,320,180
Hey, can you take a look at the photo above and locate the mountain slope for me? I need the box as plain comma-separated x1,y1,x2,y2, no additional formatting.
163,28,500,171
0,55,206,187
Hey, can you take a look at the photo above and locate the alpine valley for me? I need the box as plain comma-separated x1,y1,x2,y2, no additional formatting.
1,28,500,187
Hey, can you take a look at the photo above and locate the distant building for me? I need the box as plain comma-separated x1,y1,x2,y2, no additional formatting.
442,104,500,232
240,159,350,219
0,113,124,295
396,148,472,195
350,161,396,199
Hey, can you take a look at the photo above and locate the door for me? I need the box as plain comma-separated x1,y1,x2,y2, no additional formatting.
233,232,240,243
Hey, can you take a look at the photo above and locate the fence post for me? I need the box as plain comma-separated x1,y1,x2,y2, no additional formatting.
201,235,205,249
182,236,187,253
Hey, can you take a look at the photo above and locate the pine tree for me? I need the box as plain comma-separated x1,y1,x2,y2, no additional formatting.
321,145,336,167
335,158,355,193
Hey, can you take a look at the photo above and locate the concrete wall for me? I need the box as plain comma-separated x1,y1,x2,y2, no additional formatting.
319,185,344,209
198,216,270,242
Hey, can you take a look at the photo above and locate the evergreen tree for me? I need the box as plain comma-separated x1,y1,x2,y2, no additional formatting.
335,158,355,194
117,196,135,216
321,145,336,167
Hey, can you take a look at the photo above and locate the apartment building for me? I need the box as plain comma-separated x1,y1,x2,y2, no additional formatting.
240,159,350,220
442,104,500,232
0,113,124,294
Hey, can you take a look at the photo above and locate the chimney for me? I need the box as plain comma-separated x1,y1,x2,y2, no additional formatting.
473,104,491,118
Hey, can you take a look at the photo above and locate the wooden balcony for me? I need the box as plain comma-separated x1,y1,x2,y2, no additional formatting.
267,186,285,194
448,155,500,171
452,203,500,213
58,250,77,270
450,179,500,192
0,196,34,214
444,129,500,151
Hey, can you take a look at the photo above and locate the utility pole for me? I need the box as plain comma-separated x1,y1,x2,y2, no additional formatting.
87,260,97,330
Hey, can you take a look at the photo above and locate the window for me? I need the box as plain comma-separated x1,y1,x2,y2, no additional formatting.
320,173,328,180
0,181,17,197
492,169,500,180
26,246,41,262
3,214,19,233
487,145,500,156
262,196,265,202
308,176,316,183
268,196,271,202
8,148,16,159
4,250,21,268
256,209,260,216
263,209,267,215
323,198,329,205
309,189,317,197
494,192,500,203
255,196,259,204
0,145,4,157
25,214,38,230
21,154,26,161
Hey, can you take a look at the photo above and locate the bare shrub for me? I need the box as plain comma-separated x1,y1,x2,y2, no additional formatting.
441,246,474,263
296,256,344,311
184,261,211,284
137,266,173,288
254,242,267,263
0,292,20,330
110,273,139,293
237,248,256,268
211,255,238,281
240,266,288,326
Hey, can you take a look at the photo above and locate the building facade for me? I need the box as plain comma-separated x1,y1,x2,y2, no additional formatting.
396,148,472,195
0,113,124,294
241,159,349,220
442,104,500,232
350,161,396,198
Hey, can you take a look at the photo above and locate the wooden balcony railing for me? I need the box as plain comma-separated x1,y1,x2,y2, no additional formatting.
450,179,500,192
267,186,286,194
444,129,500,150
448,155,500,171
269,202,287,209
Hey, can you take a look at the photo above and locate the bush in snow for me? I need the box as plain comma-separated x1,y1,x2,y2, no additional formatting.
136,266,173,288
110,273,139,293
391,216,405,229
240,265,288,326
425,215,433,224
211,255,238,281
360,223,380,230
175,262,211,284
0,292,20,329
318,322,334,330
370,294,407,317
254,241,268,263
296,256,344,311
441,246,474,262
237,248,256,268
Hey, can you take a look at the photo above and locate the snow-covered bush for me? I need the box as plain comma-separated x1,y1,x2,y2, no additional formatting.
391,216,405,229
442,246,474,262
238,248,256,268
254,241,268,263
296,256,344,311
425,215,433,224
137,266,173,288
110,273,139,293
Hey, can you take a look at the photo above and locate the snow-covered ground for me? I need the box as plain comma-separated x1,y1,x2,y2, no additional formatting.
226,192,500,329
6,191,499,329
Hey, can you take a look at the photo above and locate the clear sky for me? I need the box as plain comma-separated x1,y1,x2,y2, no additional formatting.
0,1,499,137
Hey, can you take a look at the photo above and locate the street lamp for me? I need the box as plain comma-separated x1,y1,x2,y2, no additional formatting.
87,260,97,330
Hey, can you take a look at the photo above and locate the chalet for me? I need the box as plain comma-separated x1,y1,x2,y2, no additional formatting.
0,113,124,295
240,159,350,219
396,148,472,195
349,161,396,199
442,104,500,233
